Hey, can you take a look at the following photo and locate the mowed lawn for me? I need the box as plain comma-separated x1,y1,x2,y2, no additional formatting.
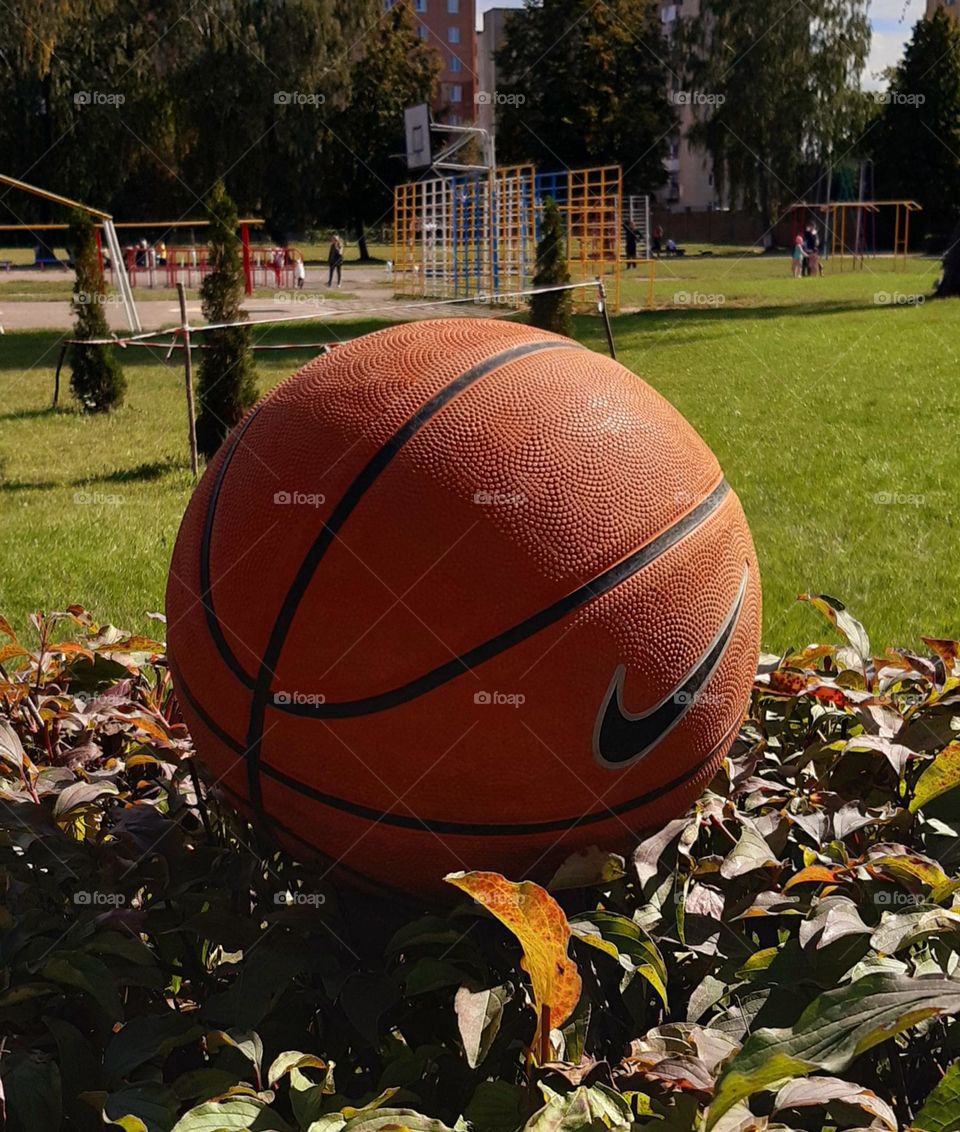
1,253,957,652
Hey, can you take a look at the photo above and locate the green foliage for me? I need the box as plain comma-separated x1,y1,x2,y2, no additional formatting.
7,598,960,1128
680,0,871,224
937,218,960,298
530,199,572,338
495,0,673,192
320,2,439,257
66,209,126,413
874,9,960,237
195,182,257,460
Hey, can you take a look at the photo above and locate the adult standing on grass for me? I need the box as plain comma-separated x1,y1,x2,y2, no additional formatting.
624,219,638,268
294,251,305,290
327,234,344,288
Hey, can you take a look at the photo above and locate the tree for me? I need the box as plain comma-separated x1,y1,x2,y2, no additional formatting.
320,2,438,259
873,9,960,239
195,182,257,459
66,210,126,412
530,198,572,337
936,220,960,298
678,0,871,231
495,0,674,192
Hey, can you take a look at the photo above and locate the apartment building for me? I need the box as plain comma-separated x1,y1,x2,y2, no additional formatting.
385,0,477,124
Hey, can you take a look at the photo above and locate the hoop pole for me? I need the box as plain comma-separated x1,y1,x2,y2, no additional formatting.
52,342,67,407
177,283,199,477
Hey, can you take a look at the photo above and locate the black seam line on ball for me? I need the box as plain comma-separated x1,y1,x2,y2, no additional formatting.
269,477,731,720
198,402,267,688
243,339,586,812
173,653,742,834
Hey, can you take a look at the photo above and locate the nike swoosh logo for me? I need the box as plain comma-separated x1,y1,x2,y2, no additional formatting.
593,564,750,768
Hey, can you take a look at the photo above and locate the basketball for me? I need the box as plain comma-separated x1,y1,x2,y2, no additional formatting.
166,319,761,893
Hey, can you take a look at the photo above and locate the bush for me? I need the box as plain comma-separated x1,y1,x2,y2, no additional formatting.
195,181,257,459
4,597,960,1129
530,197,573,337
66,210,125,412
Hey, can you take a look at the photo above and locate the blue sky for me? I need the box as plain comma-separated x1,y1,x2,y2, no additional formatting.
475,0,928,90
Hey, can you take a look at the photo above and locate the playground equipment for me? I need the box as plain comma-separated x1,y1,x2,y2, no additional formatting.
393,164,651,314
791,161,921,271
0,173,140,330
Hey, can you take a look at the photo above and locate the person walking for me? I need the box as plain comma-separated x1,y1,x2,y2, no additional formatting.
327,234,344,288
652,223,664,257
294,251,306,290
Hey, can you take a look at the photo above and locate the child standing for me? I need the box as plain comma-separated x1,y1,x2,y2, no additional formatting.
792,235,807,278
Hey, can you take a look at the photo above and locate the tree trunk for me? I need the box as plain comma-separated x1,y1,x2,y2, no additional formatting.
935,217,960,297
355,219,370,262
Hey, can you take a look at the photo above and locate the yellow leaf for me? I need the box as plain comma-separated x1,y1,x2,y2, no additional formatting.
445,870,581,1061
911,742,960,813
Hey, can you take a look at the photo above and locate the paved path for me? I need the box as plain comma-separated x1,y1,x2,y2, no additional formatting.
0,264,480,334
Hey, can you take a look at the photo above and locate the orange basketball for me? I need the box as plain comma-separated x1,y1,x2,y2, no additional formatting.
166,319,761,893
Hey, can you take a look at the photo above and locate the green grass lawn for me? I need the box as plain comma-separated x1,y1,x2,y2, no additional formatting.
1,254,957,653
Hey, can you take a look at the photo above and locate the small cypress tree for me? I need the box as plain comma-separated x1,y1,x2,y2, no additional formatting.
195,181,257,459
67,210,125,412
936,218,960,298
530,197,572,337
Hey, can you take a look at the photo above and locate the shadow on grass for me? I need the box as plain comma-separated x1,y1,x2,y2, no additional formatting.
0,459,182,493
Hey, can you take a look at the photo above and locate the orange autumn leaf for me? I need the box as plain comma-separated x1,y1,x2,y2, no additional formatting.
445,870,581,1055
783,864,841,890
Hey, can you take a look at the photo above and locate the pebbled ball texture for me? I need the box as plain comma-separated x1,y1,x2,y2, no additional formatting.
166,319,761,894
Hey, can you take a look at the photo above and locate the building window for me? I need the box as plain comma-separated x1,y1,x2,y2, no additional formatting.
415,0,427,10
449,113,461,125
416,23,428,39
450,55,461,72
449,84,463,102
448,25,460,43
447,0,459,10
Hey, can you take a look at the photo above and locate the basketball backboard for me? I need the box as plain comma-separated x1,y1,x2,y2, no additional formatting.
404,103,432,171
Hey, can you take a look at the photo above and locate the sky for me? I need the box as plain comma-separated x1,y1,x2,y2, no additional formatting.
475,0,928,90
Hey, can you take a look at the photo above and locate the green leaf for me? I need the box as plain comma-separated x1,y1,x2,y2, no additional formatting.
401,956,468,996
42,950,122,1019
104,1012,205,1085
54,778,119,817
341,1112,458,1131
708,973,960,1129
798,594,871,665
720,825,777,880
454,983,511,1068
463,1081,529,1132
572,911,668,1008
266,1051,329,1088
1,1052,62,1131
170,1095,291,1132
911,743,960,812
523,1084,632,1131
0,719,26,776
207,1030,264,1078
98,1083,177,1132
45,1014,101,1131
915,1062,960,1131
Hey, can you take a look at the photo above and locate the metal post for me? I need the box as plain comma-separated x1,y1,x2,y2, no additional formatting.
597,279,617,360
241,223,253,296
177,283,199,477
103,218,141,332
